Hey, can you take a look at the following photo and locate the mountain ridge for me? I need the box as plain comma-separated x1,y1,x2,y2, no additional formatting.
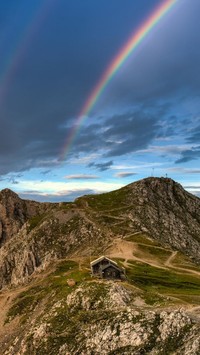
0,177,200,354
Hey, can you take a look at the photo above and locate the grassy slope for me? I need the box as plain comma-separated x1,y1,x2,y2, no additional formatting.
1,239,200,354
123,234,200,304
5,237,200,323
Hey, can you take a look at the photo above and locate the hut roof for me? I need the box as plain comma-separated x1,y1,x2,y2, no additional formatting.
90,256,118,267
101,263,122,272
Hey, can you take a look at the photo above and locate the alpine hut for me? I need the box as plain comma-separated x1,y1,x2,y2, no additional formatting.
90,256,126,280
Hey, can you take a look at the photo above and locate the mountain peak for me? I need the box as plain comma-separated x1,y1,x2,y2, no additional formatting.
0,188,19,198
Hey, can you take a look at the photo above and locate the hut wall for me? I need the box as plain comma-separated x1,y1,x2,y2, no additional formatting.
102,266,121,279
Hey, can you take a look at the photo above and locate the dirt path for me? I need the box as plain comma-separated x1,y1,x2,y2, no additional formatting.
98,214,125,221
168,263,200,276
0,261,58,340
164,250,200,276
107,239,200,277
165,251,178,267
107,238,168,270
0,284,30,343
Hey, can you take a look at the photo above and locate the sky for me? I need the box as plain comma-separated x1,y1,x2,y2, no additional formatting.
0,0,200,202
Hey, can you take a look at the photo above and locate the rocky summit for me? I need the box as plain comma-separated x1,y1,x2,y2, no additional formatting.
0,177,200,354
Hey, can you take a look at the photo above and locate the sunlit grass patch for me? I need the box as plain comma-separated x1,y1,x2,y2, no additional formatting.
52,260,78,275
127,260,200,297
172,252,200,272
133,244,172,264
76,188,128,211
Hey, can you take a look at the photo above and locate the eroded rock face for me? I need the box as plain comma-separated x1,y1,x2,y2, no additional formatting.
2,282,200,355
0,188,46,246
0,189,27,246
66,282,132,311
0,208,110,289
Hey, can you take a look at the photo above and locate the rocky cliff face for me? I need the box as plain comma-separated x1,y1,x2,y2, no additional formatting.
124,178,200,262
1,281,200,355
0,188,48,247
0,207,110,289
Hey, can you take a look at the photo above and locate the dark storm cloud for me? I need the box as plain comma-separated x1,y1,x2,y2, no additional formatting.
0,108,67,175
74,109,164,160
175,146,200,164
0,103,184,176
104,112,161,157
0,173,22,185
0,0,136,175
0,0,200,176
0,102,169,176
103,1,200,108
187,125,200,144
88,161,113,171
70,124,104,154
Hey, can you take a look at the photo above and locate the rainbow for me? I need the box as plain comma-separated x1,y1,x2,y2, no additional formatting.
61,0,178,159
0,0,55,107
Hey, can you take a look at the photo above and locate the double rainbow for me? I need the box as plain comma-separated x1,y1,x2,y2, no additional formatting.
61,0,178,159
0,0,55,107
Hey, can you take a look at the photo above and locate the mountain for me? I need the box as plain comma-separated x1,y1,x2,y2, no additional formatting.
0,177,200,354
0,188,49,246
77,177,200,262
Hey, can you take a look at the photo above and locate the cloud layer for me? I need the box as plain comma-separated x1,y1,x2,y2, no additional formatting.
0,1,200,200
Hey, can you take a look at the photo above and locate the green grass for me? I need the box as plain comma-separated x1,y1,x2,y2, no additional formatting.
172,252,200,272
52,260,78,275
6,253,200,329
5,259,91,324
5,286,46,322
125,233,160,246
111,257,126,264
127,260,200,301
96,215,122,224
108,221,135,235
76,187,128,211
133,244,172,264
28,213,47,231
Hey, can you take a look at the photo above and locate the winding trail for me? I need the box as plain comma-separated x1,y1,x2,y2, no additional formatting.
107,238,200,277
107,238,168,270
163,250,200,276
165,251,178,267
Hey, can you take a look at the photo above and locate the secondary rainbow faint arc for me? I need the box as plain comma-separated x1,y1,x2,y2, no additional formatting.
0,0,56,107
61,0,178,159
